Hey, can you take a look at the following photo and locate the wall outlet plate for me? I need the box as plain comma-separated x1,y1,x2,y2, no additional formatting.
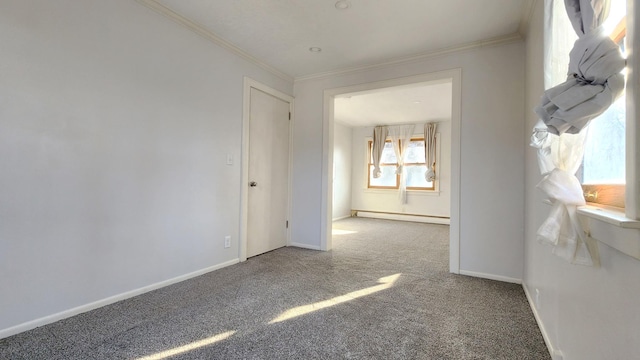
224,235,231,248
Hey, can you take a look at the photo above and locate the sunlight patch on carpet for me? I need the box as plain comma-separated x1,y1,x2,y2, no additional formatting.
269,273,401,324
332,229,358,235
136,330,236,360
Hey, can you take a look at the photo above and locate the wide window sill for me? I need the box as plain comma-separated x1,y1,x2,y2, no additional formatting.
542,200,640,260
578,204,640,260
364,188,440,196
577,204,640,229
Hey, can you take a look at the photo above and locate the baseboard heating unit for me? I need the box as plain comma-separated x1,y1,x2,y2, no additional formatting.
351,210,450,225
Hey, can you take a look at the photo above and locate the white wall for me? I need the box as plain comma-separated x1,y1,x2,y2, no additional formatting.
292,41,525,280
523,1,640,359
0,0,292,335
350,123,451,218
332,122,352,220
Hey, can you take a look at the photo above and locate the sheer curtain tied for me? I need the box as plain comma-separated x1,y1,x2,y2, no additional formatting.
388,124,415,204
531,0,625,266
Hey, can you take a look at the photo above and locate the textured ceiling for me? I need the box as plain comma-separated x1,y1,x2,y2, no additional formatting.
334,80,452,127
155,0,527,78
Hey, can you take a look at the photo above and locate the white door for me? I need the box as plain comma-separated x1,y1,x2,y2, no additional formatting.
247,87,290,258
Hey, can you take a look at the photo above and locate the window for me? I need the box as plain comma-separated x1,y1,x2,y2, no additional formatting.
580,1,626,208
367,138,434,190
550,0,627,208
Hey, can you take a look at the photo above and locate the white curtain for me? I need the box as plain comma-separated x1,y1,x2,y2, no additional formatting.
372,126,388,179
530,0,625,266
424,123,437,182
388,124,415,204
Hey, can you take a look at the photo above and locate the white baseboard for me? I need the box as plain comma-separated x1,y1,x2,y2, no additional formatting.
0,258,240,340
356,211,450,225
332,215,351,221
522,283,564,360
289,242,321,251
458,269,522,284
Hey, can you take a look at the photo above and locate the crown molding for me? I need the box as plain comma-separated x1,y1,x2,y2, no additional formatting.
134,0,525,85
134,0,293,83
294,33,523,82
518,0,539,38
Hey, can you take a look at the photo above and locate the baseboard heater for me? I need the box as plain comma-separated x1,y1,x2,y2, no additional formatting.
351,210,450,225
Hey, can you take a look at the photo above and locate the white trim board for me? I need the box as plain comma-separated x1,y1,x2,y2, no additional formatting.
289,242,322,251
356,211,450,225
458,270,522,284
332,215,351,221
523,284,565,360
0,259,239,340
321,69,462,275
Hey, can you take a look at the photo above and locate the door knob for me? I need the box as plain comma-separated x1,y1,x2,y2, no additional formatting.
249,181,257,187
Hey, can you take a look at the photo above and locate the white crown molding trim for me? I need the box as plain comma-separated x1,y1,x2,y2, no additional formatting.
134,0,293,83
518,0,539,38
294,33,523,82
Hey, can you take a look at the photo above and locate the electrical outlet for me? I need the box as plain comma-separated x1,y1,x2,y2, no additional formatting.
535,288,541,310
226,154,233,165
224,235,231,248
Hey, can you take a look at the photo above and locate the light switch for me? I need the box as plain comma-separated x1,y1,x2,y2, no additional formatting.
226,154,233,165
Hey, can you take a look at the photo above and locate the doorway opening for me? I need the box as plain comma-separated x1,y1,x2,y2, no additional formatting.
321,69,462,273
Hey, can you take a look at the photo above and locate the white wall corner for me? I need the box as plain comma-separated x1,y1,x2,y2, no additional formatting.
522,283,563,360
518,0,540,38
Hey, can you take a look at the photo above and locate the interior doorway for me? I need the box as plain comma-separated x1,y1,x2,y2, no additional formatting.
241,78,294,261
321,69,462,274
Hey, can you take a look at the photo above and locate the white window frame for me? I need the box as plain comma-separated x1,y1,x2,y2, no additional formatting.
363,133,441,194
366,137,435,191
549,0,640,259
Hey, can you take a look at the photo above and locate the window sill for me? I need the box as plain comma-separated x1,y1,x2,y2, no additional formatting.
363,188,440,196
577,204,640,229
542,200,640,260
578,204,640,260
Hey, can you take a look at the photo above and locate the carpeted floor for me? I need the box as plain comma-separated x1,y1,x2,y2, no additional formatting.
0,217,550,359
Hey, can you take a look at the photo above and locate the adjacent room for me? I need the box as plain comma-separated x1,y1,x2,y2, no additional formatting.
331,80,452,226
1,0,639,359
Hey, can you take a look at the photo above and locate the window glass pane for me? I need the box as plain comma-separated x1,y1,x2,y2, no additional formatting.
582,95,625,184
369,142,397,164
405,165,433,188
580,0,626,186
369,165,397,187
548,0,577,88
380,142,397,164
602,0,626,37
403,140,426,163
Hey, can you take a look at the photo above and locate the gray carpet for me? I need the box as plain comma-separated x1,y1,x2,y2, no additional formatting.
0,217,550,359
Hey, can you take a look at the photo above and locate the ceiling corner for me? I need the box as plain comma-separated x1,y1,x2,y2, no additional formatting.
134,0,294,83
518,0,539,39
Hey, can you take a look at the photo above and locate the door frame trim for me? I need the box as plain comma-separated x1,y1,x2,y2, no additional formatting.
321,69,462,274
241,77,294,262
